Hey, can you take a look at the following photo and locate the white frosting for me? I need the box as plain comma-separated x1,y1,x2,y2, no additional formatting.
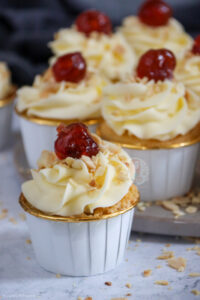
175,54,200,97
102,79,200,141
49,29,136,80
22,138,135,216
17,70,107,120
0,62,11,99
120,17,192,59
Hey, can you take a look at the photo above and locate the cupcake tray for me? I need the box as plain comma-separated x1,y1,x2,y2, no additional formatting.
14,137,200,237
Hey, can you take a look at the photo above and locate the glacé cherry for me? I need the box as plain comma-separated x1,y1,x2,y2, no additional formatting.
55,123,99,160
192,35,200,55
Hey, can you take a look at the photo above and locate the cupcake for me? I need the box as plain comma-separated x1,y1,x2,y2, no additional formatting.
49,10,136,81
175,35,200,97
98,49,200,202
19,123,139,276
16,52,107,168
119,0,192,60
0,62,16,149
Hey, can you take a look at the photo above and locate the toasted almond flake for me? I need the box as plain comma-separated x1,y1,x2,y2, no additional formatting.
167,257,186,272
137,205,146,212
77,297,83,300
26,239,32,244
189,273,200,277
125,283,132,288
85,297,93,300
161,201,180,212
165,244,171,248
19,213,26,221
105,281,112,286
2,209,8,213
143,269,152,277
9,217,17,224
157,251,174,260
185,206,198,214
154,280,169,286
126,294,132,297
56,273,61,278
191,290,200,296
156,265,162,269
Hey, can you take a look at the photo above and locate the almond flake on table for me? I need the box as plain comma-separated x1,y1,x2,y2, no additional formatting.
167,257,186,272
189,273,200,277
0,212,7,220
157,251,174,260
105,281,112,286
185,206,198,214
19,213,26,221
9,217,17,224
125,283,132,288
85,297,92,300
191,290,200,296
143,269,152,277
77,297,83,300
156,265,162,269
26,239,32,244
56,273,61,278
154,280,169,286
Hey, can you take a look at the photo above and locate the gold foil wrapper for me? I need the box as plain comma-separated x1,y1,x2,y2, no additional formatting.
15,106,101,127
97,121,200,150
19,193,139,223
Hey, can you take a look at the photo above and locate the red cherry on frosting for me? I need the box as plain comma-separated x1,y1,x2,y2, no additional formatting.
52,52,86,83
138,0,172,27
192,35,200,55
75,10,112,36
136,49,176,82
55,123,99,160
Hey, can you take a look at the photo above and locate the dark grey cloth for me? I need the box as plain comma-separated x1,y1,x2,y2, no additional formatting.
0,0,199,85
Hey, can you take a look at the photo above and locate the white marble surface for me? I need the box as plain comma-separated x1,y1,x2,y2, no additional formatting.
0,145,200,300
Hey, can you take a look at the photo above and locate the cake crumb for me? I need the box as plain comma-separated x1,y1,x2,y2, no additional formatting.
191,290,200,296
105,281,112,286
185,206,198,214
143,269,152,277
56,273,61,278
167,257,186,272
189,273,200,277
9,217,17,224
26,239,32,244
125,283,132,288
126,294,132,297
154,280,169,286
157,251,174,260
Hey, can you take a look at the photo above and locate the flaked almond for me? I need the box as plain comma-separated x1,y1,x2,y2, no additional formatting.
167,257,186,272
143,269,152,277
9,217,17,224
105,281,112,286
157,251,174,260
37,150,58,169
26,239,32,244
189,273,200,277
125,283,132,288
191,290,200,296
154,280,169,286
56,273,61,278
185,206,198,214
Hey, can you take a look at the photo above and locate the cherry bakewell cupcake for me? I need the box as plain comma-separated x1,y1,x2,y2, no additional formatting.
175,35,200,97
49,10,136,81
0,62,16,149
19,123,139,276
98,49,200,202
16,52,107,168
119,0,192,60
